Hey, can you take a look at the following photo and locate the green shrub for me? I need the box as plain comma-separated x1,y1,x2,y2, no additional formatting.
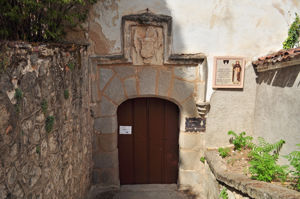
285,144,300,191
0,0,97,41
219,188,228,199
218,147,230,158
249,138,288,182
283,13,300,49
45,116,55,133
228,131,253,151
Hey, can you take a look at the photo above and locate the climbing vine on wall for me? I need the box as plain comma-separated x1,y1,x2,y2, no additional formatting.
0,0,97,42
283,13,300,49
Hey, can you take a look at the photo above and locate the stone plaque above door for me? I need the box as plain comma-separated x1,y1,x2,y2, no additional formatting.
90,12,205,66
131,26,163,65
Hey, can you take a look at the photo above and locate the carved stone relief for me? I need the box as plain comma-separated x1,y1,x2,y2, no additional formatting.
131,26,163,65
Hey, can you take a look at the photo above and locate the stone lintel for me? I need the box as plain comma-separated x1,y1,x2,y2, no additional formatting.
90,54,205,66
165,53,206,65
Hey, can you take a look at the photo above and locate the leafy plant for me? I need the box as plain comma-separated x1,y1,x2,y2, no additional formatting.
219,188,228,199
67,62,75,71
64,89,69,99
200,156,205,163
14,88,23,113
249,138,288,182
285,144,300,191
0,54,9,73
283,13,300,49
218,147,230,158
36,145,40,154
45,116,55,133
14,88,23,101
228,131,253,151
41,99,48,115
0,0,97,42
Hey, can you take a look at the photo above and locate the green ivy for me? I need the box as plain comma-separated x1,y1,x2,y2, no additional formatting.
41,99,48,115
67,62,75,71
0,0,97,42
14,88,23,102
64,89,69,99
36,145,40,154
283,13,300,49
45,116,55,133
14,88,23,113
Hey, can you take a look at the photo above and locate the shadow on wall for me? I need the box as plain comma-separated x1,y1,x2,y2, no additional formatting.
256,65,300,88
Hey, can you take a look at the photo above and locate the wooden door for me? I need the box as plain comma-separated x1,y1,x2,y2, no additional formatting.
118,98,179,184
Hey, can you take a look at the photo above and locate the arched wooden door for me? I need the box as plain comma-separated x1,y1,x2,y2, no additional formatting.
118,98,179,184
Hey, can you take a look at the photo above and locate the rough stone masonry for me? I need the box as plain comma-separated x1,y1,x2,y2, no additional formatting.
0,41,91,199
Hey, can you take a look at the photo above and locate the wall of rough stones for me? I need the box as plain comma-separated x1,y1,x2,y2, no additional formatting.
0,41,91,199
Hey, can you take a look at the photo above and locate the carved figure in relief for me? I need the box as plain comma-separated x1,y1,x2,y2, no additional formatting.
132,26,163,65
232,61,241,84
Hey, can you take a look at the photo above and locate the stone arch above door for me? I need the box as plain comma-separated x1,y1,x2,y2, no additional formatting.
89,12,208,194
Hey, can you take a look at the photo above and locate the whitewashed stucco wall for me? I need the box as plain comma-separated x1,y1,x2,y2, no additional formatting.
87,0,300,148
88,0,299,98
253,65,300,165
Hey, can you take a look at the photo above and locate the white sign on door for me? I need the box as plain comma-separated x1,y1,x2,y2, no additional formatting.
119,126,132,134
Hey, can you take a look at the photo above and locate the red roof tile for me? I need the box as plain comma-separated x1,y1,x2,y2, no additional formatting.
252,47,300,66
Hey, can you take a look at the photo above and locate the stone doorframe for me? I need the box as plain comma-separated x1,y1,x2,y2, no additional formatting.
89,12,208,194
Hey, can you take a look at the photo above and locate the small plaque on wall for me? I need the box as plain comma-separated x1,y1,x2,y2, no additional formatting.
185,117,206,132
213,56,245,88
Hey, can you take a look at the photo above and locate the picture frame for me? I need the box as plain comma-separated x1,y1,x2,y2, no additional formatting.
212,56,245,88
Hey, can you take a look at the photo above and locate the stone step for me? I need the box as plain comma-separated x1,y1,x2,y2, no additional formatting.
90,184,199,199
114,184,194,199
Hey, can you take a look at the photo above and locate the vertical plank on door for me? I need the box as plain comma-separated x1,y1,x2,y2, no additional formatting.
133,98,148,183
148,98,165,183
118,100,134,184
165,101,179,183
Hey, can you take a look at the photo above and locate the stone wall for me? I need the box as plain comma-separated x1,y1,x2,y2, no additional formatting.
0,41,91,199
253,63,300,164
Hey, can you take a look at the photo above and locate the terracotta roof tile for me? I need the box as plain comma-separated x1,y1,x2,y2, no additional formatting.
253,47,300,66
